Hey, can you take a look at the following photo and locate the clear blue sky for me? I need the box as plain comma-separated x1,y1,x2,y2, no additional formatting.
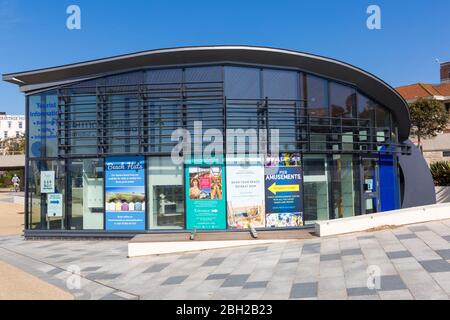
0,0,449,114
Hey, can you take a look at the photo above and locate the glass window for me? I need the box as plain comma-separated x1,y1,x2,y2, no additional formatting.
264,69,301,152
330,82,356,119
303,155,330,223
145,68,183,153
185,66,224,152
68,159,104,230
306,75,328,117
28,160,65,230
108,94,141,154
329,155,361,219
28,92,58,158
376,106,391,143
263,69,299,100
357,94,375,123
148,157,185,229
225,66,261,99
64,95,98,155
306,75,329,151
330,83,357,151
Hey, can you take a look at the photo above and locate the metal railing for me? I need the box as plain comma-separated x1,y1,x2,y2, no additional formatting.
56,81,411,157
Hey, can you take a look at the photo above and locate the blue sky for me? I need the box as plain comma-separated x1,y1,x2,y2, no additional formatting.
0,0,449,114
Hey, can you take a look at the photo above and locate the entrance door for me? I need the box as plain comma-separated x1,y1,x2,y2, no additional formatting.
362,158,380,214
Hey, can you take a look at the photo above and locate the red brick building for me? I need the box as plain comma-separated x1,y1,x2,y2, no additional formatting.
396,62,450,164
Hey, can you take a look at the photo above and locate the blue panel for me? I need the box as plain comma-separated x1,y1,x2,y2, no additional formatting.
379,155,400,212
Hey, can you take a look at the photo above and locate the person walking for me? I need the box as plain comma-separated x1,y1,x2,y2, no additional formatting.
11,174,20,192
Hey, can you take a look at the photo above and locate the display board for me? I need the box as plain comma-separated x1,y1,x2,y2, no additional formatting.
105,157,146,231
264,154,304,227
186,162,226,230
226,160,265,229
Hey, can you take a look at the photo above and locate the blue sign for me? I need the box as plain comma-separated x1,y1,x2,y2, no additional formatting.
264,166,303,216
29,95,59,158
105,157,146,231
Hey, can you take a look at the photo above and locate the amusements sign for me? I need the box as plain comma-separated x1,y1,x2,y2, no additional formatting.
226,161,265,229
264,154,304,227
186,163,226,230
105,157,146,231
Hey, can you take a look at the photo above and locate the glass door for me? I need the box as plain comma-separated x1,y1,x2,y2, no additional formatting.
362,158,379,214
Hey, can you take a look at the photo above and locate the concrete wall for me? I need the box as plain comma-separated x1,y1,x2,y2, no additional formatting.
315,203,450,237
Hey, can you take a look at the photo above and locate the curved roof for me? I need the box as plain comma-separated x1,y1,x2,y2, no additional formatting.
2,45,411,140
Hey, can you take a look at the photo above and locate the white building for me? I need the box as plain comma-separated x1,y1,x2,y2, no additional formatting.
0,114,26,141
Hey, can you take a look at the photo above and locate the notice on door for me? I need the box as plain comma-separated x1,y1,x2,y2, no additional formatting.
41,171,55,194
47,193,63,218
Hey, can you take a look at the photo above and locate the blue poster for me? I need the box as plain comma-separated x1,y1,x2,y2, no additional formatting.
264,165,303,227
105,157,146,231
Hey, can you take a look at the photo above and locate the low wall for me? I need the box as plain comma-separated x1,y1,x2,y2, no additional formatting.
315,203,450,237
436,187,450,203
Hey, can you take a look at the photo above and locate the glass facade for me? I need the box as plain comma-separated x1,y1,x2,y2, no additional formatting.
26,63,404,233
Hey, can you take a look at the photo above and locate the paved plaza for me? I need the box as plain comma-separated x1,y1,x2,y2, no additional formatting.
1,219,450,300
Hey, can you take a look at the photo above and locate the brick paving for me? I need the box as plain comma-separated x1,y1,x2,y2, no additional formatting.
1,220,450,300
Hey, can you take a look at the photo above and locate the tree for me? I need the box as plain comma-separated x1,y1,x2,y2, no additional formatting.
409,98,449,152
0,133,25,155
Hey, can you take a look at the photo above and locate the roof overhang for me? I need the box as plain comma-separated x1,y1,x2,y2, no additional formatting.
2,45,411,141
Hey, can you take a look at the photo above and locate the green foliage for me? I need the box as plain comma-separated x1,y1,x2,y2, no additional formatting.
430,161,450,186
409,98,449,148
0,133,25,155
0,169,24,189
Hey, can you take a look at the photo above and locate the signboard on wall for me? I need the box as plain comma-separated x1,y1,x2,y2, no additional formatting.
47,193,63,217
186,164,226,230
226,161,265,229
105,157,146,231
29,95,58,158
264,154,304,227
40,171,55,194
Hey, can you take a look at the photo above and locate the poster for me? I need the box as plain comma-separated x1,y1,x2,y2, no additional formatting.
105,157,146,231
264,154,303,227
47,193,63,217
226,161,265,229
41,171,55,194
186,164,226,230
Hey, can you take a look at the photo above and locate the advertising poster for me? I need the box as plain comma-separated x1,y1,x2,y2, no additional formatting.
265,154,304,227
105,157,146,231
186,163,226,230
226,161,265,229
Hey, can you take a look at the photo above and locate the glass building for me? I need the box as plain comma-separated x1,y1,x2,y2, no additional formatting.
2,46,436,237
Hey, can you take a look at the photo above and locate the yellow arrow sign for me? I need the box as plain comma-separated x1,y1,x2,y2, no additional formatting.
268,183,300,195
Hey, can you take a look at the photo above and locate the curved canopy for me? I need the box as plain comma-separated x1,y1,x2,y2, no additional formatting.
2,45,411,140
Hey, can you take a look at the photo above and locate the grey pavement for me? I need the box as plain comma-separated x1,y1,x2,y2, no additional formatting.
1,219,450,300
